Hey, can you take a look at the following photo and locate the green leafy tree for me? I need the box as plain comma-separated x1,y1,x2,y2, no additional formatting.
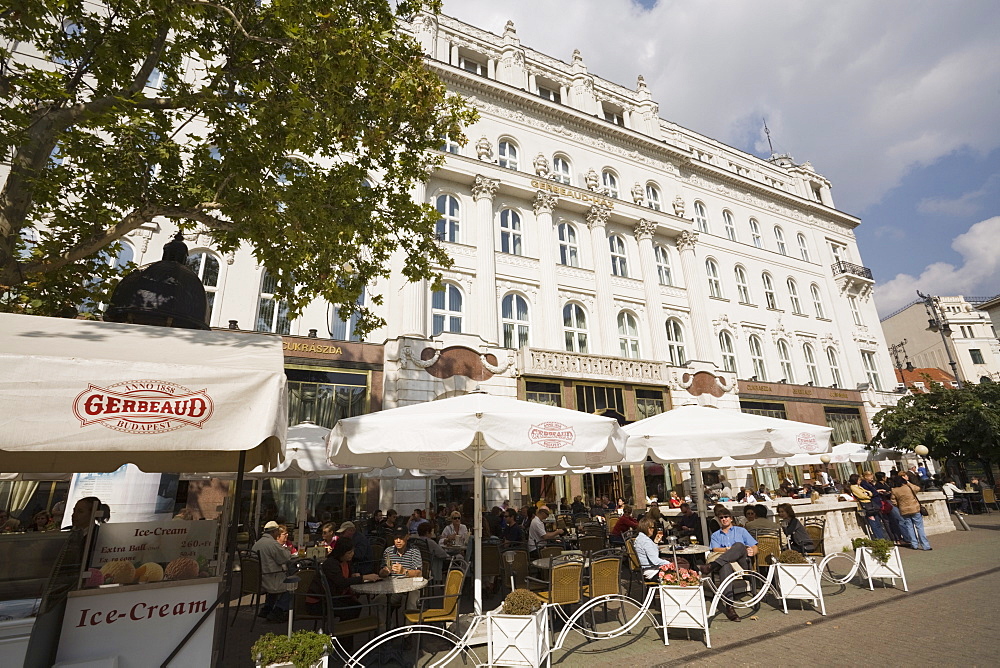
0,0,475,331
871,380,1000,462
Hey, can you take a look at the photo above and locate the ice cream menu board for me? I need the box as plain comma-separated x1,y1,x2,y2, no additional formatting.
87,520,218,586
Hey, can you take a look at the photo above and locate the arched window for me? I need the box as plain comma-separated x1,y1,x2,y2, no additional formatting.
432,283,463,334
256,270,291,334
558,223,579,267
498,139,518,170
705,258,723,298
499,209,523,255
722,210,737,241
609,235,628,277
762,272,777,309
618,311,640,359
563,303,588,353
187,251,220,322
777,339,795,383
735,265,751,304
435,194,460,242
749,218,762,248
552,156,572,185
665,319,686,366
719,330,737,373
329,289,365,342
439,133,461,155
803,343,820,385
787,278,803,314
501,293,530,349
694,201,710,233
797,233,810,261
645,183,662,211
654,245,672,286
810,283,825,318
826,347,843,387
774,226,787,255
748,334,767,381
602,170,619,199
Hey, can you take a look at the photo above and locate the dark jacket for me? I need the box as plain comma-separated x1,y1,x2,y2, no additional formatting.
783,518,815,554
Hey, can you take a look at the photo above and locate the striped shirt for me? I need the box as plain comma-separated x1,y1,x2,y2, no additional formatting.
382,545,422,577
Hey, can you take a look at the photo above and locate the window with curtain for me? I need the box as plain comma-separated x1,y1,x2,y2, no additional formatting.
797,233,810,261
665,318,686,366
617,311,640,359
256,269,291,334
787,278,803,314
655,245,672,286
435,194,460,242
645,183,661,211
861,351,882,391
602,170,619,199
498,139,519,170
499,208,523,255
563,303,588,353
552,156,572,184
777,339,795,383
501,293,530,348
186,251,220,323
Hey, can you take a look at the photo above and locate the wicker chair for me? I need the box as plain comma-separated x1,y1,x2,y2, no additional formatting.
290,569,326,631
231,550,263,630
404,560,468,659
752,529,782,570
539,545,563,559
528,557,584,632
501,548,536,594
480,542,502,597
623,538,658,599
982,488,1000,512
581,554,623,629
578,535,605,555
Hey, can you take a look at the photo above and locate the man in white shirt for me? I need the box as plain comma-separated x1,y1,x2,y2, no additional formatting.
439,511,469,546
527,507,564,557
942,478,970,514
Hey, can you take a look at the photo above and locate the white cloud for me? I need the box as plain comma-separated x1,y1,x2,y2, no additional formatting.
874,217,1000,316
444,0,1000,213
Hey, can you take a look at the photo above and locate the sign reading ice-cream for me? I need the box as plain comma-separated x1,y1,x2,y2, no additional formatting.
90,520,218,577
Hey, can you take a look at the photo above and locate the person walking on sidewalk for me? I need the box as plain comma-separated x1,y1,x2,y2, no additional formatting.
892,473,932,550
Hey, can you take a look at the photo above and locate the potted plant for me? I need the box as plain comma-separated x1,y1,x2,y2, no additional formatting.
656,564,710,648
852,538,908,591
251,631,332,668
486,589,550,667
773,550,825,615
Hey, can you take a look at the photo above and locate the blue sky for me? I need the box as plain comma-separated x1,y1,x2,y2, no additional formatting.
446,0,1000,317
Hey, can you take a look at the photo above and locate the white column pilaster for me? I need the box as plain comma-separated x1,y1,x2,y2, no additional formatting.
533,191,562,350
635,219,668,362
401,181,428,337
472,175,500,344
586,205,617,355
676,231,713,361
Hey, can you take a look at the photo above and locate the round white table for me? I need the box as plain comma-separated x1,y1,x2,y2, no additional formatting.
659,544,711,556
352,576,428,596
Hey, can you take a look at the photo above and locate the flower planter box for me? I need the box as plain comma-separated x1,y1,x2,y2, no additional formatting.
486,605,550,667
774,562,825,615
857,546,908,591
257,656,329,668
657,584,710,648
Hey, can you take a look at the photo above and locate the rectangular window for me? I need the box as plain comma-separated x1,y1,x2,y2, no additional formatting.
460,57,486,76
861,351,882,391
970,349,985,364
635,388,665,420
538,86,561,104
525,381,562,407
605,111,623,126
575,384,625,415
285,366,369,428
823,406,865,444
740,401,787,419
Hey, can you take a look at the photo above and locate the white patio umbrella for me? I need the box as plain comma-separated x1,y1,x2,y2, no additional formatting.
623,404,833,541
780,441,901,466
327,391,628,613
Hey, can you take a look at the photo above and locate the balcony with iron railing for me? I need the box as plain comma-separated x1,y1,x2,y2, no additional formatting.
831,261,874,281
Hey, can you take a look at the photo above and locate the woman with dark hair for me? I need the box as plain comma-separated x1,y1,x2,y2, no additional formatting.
307,536,379,618
850,473,887,539
70,496,110,530
874,471,904,544
775,503,815,554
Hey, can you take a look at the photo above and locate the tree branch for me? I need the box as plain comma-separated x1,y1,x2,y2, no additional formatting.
178,0,290,45
126,21,171,96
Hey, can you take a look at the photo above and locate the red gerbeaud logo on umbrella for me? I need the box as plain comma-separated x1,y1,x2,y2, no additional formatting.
796,432,819,452
73,380,214,435
529,422,575,449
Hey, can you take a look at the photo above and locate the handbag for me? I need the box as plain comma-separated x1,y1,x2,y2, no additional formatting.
919,504,930,517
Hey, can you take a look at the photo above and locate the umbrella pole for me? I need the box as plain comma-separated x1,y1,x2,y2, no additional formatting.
297,476,308,548
693,459,709,545
474,455,483,616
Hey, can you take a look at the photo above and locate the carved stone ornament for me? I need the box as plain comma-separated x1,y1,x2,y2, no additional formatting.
504,20,516,36
637,75,648,91
572,48,584,64
481,352,515,375
672,195,685,217
585,204,611,229
676,230,698,252
584,168,601,192
402,345,440,369
533,153,550,177
533,190,558,214
475,136,493,161
633,219,657,240
471,175,500,202
631,182,645,205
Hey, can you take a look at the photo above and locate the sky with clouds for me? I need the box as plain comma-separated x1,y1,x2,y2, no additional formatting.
443,0,1000,317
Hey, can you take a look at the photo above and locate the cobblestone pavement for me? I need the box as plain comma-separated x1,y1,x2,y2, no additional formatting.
221,512,1000,667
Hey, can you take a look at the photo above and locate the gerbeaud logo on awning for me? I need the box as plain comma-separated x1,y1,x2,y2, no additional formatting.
72,380,214,434
528,422,576,449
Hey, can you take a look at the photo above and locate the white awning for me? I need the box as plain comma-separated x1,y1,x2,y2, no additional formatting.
0,313,287,473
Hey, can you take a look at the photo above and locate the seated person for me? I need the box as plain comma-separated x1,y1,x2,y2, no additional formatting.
942,478,971,514
252,521,293,623
527,507,564,558
776,503,815,554
380,527,424,609
671,503,701,542
439,511,470,547
667,490,683,508
743,504,774,530
411,521,449,581
610,505,639,543
701,508,757,623
633,517,673,580
306,537,378,617
500,508,525,546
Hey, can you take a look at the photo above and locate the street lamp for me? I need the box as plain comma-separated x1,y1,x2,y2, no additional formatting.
917,291,963,389
914,445,938,491
888,340,916,375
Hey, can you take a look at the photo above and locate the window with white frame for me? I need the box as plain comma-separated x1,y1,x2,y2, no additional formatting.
460,56,487,76
810,283,826,318
329,289,365,342
439,133,461,155
499,209,523,255
970,348,985,364
256,270,291,334
552,156,571,185
762,272,777,309
803,343,820,385
435,194,460,242
602,170,619,199
609,235,628,277
563,303,589,353
665,318,686,366
861,351,882,391
749,218,762,248
774,226,787,255
538,85,561,103
719,330,737,373
186,251,221,322
432,283,463,334
748,334,767,381
654,245,672,286
848,295,863,325
618,311,640,359
723,210,737,241
694,201,710,233
706,259,723,298
830,243,847,263
558,223,579,267
646,183,662,211
787,278,803,314
777,339,795,383
826,347,843,387
501,293,530,349
498,140,518,170
146,67,166,90
735,265,752,304
604,109,624,126
797,233,810,261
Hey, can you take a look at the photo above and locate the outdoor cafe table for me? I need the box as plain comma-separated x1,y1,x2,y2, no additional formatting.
352,576,428,629
660,543,711,565
530,551,587,570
